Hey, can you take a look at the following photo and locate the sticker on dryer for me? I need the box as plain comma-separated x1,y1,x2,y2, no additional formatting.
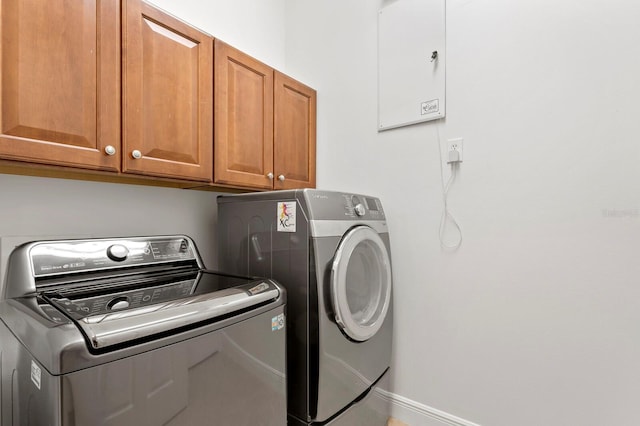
31,360,41,390
271,313,285,331
277,201,296,232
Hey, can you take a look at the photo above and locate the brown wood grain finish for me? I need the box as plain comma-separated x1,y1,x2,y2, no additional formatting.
0,0,315,190
214,40,274,189
123,0,213,182
0,0,120,171
274,71,316,189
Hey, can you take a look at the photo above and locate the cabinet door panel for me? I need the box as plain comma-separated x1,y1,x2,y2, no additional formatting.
123,0,213,181
274,72,316,189
214,40,273,189
0,0,120,170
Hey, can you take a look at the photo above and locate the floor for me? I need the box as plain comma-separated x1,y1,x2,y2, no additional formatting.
387,418,409,426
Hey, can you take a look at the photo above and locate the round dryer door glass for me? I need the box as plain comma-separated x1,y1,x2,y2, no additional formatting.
330,225,392,342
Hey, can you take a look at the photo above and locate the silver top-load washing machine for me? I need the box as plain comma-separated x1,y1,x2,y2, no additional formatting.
0,235,287,425
218,189,393,426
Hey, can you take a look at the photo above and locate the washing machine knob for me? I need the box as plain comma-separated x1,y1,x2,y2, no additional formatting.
107,297,130,311
107,244,129,262
354,203,365,216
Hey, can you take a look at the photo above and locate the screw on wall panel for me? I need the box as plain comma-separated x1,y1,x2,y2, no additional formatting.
430,50,438,62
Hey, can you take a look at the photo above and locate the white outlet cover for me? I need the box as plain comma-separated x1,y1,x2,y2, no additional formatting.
446,138,464,162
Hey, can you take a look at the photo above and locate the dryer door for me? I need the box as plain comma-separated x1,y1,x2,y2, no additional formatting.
330,225,392,342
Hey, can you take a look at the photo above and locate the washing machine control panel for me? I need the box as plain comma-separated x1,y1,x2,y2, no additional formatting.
30,236,197,277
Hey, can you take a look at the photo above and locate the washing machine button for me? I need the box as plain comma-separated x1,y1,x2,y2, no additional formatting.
107,244,129,262
107,297,130,311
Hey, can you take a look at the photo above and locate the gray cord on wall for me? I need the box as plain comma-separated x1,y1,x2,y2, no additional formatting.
436,121,463,250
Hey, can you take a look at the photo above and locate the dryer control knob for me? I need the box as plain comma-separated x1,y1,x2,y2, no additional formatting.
354,203,365,216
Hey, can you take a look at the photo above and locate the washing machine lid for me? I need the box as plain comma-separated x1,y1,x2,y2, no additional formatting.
330,225,391,342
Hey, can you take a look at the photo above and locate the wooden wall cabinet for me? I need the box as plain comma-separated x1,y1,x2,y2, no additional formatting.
0,1,314,190
214,40,316,190
0,0,213,183
123,0,213,182
273,71,316,190
0,0,121,171
214,40,274,189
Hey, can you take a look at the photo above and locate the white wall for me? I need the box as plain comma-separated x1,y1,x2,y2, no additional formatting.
286,0,640,425
0,175,220,278
147,0,286,69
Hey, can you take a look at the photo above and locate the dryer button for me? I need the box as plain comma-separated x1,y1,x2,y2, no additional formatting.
354,203,366,216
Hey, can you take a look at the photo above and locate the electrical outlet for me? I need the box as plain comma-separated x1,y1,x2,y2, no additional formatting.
446,138,464,162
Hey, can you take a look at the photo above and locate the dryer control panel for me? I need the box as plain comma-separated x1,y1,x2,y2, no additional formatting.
345,194,385,219
304,190,386,221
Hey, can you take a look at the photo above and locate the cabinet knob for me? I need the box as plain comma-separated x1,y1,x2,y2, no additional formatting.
131,150,142,159
278,175,285,182
267,172,274,180
104,145,116,156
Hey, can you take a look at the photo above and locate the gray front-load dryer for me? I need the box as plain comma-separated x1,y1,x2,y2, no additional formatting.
218,189,393,425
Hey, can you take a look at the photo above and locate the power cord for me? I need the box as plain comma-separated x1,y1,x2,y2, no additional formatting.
436,121,463,250
448,149,460,164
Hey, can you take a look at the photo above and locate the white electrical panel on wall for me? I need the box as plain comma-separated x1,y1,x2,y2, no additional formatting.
378,0,445,131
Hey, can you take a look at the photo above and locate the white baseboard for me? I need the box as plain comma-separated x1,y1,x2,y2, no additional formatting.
374,388,481,426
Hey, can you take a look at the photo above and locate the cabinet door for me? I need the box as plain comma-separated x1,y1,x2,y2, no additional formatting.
123,0,213,182
274,72,316,189
0,0,120,171
214,40,274,189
